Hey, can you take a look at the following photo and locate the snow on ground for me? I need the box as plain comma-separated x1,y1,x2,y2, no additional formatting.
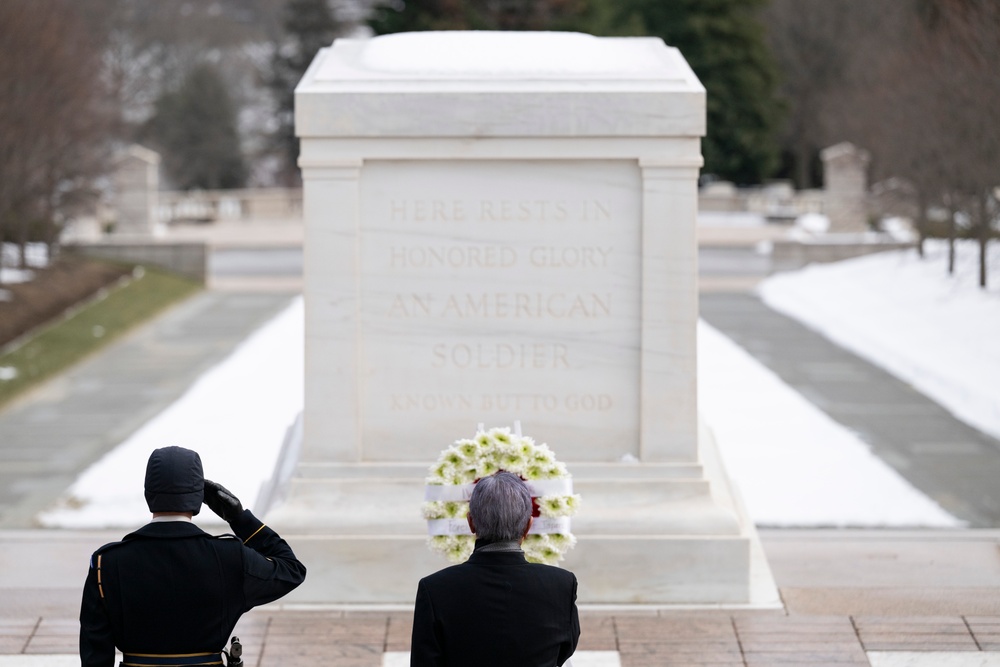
39,287,960,528
759,239,1000,442
699,320,959,527
38,298,304,529
1,242,48,285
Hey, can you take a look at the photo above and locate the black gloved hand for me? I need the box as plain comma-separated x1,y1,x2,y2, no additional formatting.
204,479,243,523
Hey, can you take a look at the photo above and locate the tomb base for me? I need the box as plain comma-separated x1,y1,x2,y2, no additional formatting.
266,425,778,607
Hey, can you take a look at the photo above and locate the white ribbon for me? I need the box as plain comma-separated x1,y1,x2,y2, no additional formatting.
426,516,571,536
424,478,573,501
527,479,574,496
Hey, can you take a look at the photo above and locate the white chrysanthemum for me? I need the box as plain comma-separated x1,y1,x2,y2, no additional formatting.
546,462,568,478
538,495,568,517
422,501,447,519
457,439,479,458
427,460,457,484
442,445,465,466
443,501,467,519
548,532,577,550
523,464,546,480
531,445,555,464
476,458,501,478
489,427,513,445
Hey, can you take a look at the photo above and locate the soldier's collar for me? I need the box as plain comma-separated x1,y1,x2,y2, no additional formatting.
150,514,193,523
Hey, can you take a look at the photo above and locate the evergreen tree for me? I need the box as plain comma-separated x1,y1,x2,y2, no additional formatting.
144,63,247,190
269,0,342,185
613,0,781,184
369,0,588,33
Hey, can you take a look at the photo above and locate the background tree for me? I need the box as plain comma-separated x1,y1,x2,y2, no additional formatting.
369,0,587,32
83,0,289,184
0,0,113,276
763,0,856,188
269,0,344,186
143,63,248,190
609,0,781,184
912,0,1000,287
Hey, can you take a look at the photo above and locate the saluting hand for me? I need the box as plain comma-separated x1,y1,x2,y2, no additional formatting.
204,479,243,523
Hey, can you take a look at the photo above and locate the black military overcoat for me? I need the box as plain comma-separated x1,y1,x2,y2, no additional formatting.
80,510,305,666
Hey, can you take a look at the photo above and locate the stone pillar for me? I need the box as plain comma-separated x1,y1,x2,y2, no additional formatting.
299,162,363,464
113,145,160,236
821,142,871,233
639,162,700,462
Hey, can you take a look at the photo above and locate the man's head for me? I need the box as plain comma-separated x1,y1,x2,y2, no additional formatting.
467,471,532,542
144,446,204,515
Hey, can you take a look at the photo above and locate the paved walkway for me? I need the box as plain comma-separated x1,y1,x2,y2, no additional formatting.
0,291,297,528
700,292,1000,527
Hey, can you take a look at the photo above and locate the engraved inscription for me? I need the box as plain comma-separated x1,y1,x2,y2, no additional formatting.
431,343,570,369
389,392,615,413
387,293,611,319
359,160,642,459
388,199,611,223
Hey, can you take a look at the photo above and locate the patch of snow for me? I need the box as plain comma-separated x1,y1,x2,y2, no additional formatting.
759,239,1000,442
698,320,960,527
1,242,48,268
794,213,830,234
359,31,666,75
881,216,917,242
0,268,35,284
38,297,304,529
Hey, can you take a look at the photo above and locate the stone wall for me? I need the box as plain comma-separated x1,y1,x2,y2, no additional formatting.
771,239,914,272
63,242,206,283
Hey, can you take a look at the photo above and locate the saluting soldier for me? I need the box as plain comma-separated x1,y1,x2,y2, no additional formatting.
80,446,306,667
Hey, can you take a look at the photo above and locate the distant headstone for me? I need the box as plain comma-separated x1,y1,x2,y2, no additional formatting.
822,142,871,233
273,31,769,605
113,144,160,236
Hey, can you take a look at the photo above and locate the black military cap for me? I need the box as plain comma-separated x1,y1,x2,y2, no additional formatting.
144,446,204,515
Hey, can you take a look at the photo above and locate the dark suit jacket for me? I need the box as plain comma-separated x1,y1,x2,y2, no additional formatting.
410,549,580,667
79,510,305,667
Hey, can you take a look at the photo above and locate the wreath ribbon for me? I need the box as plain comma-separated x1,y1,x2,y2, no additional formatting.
427,517,572,536
424,478,574,501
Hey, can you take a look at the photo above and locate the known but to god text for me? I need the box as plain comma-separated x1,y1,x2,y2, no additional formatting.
389,393,614,413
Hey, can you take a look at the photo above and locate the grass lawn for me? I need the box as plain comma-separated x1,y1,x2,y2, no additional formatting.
0,266,201,409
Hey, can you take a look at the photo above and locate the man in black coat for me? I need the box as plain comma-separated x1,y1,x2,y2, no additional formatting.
79,446,306,667
410,471,580,667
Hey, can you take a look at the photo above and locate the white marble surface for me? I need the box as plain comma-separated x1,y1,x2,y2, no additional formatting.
383,651,621,667
359,159,641,461
868,653,1000,667
0,659,95,666
296,33,705,138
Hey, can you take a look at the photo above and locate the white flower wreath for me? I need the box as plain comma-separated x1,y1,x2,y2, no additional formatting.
423,425,580,565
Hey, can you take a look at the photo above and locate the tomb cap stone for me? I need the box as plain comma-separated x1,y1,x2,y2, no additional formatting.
296,31,705,138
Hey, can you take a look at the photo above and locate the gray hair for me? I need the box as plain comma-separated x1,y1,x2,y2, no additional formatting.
469,472,532,542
